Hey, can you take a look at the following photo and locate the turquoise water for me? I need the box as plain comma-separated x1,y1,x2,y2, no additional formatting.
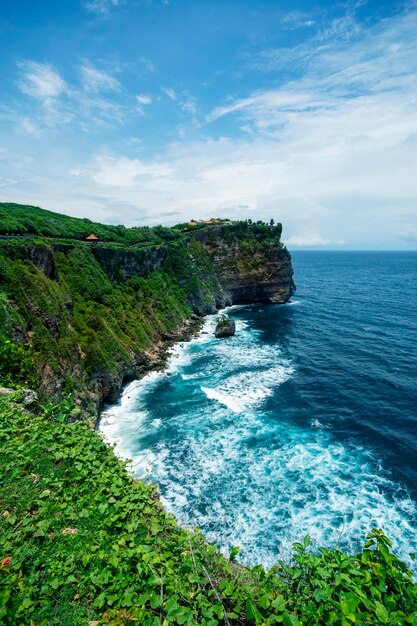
100,251,417,568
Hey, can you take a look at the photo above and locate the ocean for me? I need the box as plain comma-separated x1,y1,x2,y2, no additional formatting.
99,251,417,569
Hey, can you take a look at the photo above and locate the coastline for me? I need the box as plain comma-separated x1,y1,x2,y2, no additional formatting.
94,312,206,427
95,301,286,427
98,293,417,575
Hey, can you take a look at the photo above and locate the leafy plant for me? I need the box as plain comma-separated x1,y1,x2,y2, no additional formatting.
0,337,37,389
0,395,416,625
43,393,81,423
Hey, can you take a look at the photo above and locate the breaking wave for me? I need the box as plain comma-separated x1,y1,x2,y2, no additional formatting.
100,252,417,570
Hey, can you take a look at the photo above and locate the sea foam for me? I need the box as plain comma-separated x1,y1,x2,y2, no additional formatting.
100,301,417,571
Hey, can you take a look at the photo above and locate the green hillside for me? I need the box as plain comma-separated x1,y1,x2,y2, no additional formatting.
0,202,176,245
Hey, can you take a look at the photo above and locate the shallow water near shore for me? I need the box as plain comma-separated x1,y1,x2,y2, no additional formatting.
100,251,417,569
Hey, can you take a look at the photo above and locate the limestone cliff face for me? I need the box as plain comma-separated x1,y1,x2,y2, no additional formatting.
24,244,56,278
191,225,295,307
91,245,167,281
1,221,295,419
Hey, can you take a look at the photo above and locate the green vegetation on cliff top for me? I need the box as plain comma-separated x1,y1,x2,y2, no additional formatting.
0,202,176,244
0,203,281,245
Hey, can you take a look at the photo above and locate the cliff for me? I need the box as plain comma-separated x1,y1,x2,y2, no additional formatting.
0,204,295,418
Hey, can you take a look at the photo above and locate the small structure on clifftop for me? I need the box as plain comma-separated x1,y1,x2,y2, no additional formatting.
214,314,236,338
86,234,99,242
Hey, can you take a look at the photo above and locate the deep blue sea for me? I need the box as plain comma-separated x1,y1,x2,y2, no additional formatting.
100,251,417,569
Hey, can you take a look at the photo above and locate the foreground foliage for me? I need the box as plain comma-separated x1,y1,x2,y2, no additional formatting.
1,395,416,625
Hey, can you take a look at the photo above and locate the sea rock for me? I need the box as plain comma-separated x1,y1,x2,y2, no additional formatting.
214,316,236,338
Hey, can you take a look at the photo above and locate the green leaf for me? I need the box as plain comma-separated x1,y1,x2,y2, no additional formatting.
108,556,119,568
246,600,258,621
229,546,240,561
271,595,286,612
314,588,331,602
374,602,389,623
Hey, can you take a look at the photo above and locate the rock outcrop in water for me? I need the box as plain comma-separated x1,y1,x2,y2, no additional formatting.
214,315,236,338
0,204,295,418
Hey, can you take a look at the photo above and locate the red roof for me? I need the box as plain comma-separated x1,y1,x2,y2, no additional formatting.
86,234,99,241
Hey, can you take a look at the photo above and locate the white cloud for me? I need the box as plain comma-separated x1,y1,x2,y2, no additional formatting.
5,4,417,247
285,233,330,247
85,0,121,15
136,94,152,105
163,87,177,100
80,64,120,93
73,6,417,243
17,61,66,100
399,226,417,242
281,11,316,30
17,118,41,135
140,57,156,72
13,58,127,132
91,156,173,187
181,96,198,115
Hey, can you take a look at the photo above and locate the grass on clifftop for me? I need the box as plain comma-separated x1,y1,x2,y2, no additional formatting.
1,394,416,625
0,203,179,245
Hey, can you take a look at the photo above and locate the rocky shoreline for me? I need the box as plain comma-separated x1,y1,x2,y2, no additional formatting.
94,313,205,427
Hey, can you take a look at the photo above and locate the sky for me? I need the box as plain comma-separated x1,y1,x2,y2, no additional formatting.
1,0,417,249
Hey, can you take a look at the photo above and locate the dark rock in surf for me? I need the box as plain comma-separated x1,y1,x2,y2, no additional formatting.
214,315,236,338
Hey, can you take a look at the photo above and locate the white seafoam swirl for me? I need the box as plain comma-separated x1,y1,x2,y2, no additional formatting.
99,307,417,570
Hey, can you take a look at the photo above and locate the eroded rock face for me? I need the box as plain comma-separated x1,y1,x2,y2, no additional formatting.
192,227,295,306
8,223,295,420
92,246,167,281
25,245,55,278
0,386,38,408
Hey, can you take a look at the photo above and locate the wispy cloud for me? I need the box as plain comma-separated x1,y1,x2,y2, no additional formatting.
14,59,126,132
85,0,121,15
90,155,173,187
163,87,177,101
285,233,331,247
17,117,41,136
80,64,121,93
136,94,152,105
140,57,156,73
181,96,198,116
399,226,417,242
76,5,417,244
280,11,316,30
256,9,363,74
17,61,66,100
4,3,417,247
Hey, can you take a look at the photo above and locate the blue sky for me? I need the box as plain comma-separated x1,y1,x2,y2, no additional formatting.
1,0,417,248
